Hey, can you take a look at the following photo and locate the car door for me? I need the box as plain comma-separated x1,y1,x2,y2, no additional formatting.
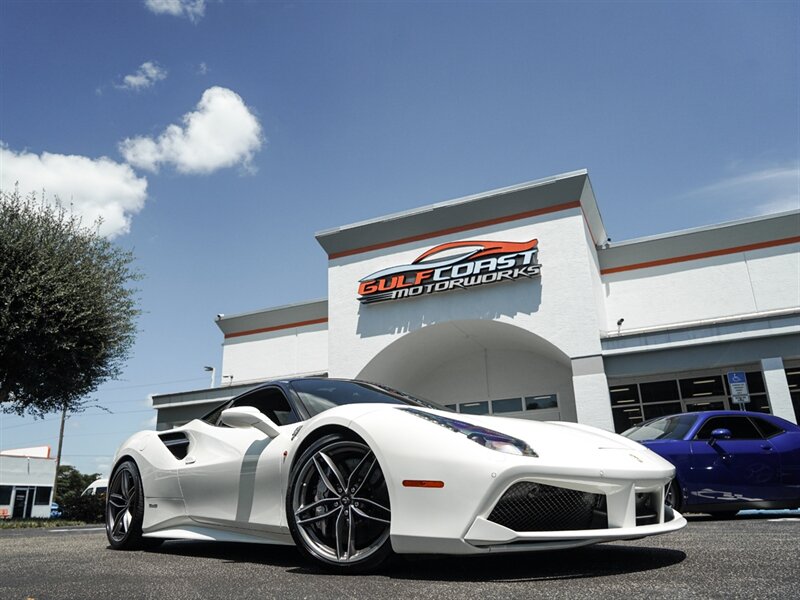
688,415,782,505
177,386,300,529
750,416,800,501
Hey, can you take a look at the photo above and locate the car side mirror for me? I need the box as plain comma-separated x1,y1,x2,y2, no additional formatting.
709,428,732,444
221,407,280,438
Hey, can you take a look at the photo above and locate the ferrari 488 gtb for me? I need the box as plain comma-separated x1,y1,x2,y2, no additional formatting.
107,378,686,571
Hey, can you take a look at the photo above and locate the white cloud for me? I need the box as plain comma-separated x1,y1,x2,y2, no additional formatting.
119,86,263,174
198,62,208,75
685,163,799,216
118,61,168,91
144,0,205,23
0,143,148,238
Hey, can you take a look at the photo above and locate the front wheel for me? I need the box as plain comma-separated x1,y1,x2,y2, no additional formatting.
106,460,162,550
287,434,392,573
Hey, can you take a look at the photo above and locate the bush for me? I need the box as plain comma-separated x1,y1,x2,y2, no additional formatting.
60,491,105,523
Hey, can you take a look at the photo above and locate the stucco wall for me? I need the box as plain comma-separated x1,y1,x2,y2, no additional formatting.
601,243,800,331
327,208,606,380
220,322,328,383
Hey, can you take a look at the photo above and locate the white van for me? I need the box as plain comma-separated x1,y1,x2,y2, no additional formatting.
81,478,108,497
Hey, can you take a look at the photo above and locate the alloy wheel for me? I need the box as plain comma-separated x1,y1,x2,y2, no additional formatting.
291,440,391,564
107,466,137,543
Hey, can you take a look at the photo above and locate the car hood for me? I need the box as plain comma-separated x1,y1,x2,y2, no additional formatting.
333,403,663,462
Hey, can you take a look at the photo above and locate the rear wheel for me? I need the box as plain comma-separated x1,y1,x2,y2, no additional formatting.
287,434,392,572
106,460,162,550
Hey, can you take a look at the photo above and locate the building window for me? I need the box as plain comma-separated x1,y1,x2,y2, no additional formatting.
745,371,766,395
640,380,680,403
787,368,800,417
679,376,725,400
34,487,52,506
608,367,779,433
525,395,558,410
448,394,558,415
642,402,682,420
0,486,11,505
460,401,489,415
609,385,639,407
493,398,522,413
612,405,643,432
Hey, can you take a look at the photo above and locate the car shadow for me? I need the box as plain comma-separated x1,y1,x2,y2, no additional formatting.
377,544,686,583
152,540,686,582
150,540,305,568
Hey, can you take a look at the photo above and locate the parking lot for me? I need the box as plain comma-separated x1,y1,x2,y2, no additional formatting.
1,512,798,600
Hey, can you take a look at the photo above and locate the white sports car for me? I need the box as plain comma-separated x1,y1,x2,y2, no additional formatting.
107,378,686,571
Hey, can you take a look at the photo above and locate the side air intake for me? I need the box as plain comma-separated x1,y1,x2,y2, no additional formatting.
158,432,190,460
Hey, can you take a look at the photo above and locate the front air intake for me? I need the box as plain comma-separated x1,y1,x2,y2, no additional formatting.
488,482,607,532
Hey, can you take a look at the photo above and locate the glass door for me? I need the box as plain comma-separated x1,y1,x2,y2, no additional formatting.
12,487,32,519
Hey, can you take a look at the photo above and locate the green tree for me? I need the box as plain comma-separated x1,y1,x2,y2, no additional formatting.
55,465,105,523
55,465,101,502
0,187,141,417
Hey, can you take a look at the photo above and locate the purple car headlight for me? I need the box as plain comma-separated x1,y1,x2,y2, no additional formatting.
403,408,538,457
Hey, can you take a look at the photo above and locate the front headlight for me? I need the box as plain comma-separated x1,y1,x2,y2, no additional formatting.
403,408,538,457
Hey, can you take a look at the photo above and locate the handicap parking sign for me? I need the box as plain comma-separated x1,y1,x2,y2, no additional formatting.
727,371,750,404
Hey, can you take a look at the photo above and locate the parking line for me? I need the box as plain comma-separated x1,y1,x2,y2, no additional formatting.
49,527,105,533
766,518,800,522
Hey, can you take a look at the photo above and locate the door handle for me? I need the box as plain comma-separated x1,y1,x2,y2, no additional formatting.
184,455,196,464
760,445,772,451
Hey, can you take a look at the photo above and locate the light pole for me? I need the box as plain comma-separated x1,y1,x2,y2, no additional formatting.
204,366,215,388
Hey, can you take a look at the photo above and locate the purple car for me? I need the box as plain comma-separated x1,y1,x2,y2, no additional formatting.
622,410,800,517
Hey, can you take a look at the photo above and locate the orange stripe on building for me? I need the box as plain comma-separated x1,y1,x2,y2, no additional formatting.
328,200,582,259
600,236,800,275
225,317,329,339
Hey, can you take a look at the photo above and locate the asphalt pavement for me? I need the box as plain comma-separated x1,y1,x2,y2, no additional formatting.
1,512,798,600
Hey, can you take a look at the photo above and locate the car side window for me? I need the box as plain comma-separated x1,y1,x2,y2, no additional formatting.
694,416,762,440
202,401,228,426
751,417,784,439
228,387,300,426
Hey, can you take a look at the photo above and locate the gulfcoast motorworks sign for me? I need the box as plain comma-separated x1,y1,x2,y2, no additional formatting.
357,239,541,304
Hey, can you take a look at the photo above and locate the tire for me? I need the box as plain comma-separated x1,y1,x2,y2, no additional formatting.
106,460,162,550
665,478,683,513
286,434,392,573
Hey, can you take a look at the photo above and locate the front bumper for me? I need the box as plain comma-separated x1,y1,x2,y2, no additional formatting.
390,471,687,555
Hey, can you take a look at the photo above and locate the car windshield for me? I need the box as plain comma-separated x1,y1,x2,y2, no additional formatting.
290,379,447,418
622,414,696,441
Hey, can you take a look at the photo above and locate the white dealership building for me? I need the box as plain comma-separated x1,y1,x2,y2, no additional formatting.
153,170,800,432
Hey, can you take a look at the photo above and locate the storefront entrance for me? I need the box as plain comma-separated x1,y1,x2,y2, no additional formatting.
12,487,34,519
357,319,578,422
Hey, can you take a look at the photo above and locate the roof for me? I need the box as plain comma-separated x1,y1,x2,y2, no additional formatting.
315,170,608,259
215,299,328,339
598,210,800,275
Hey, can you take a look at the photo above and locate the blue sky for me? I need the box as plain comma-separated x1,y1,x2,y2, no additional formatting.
1,0,798,477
